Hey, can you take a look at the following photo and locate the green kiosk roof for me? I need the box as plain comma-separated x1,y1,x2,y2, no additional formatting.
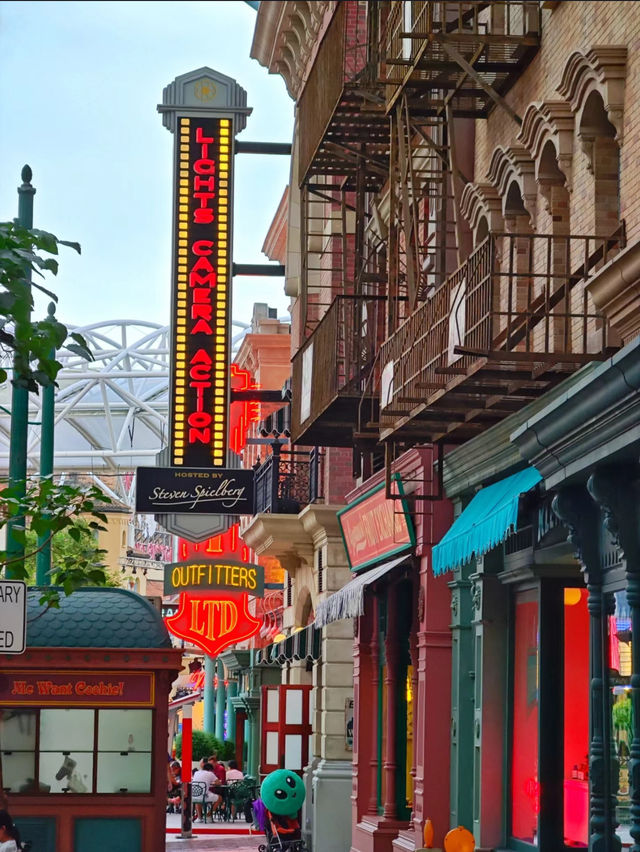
26,587,172,649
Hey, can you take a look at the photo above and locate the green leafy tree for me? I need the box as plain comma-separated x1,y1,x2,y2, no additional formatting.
175,731,224,763
23,524,120,589
0,219,114,608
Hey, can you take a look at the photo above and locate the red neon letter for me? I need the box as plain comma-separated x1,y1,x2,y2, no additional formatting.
196,128,214,145
194,159,215,175
189,257,217,289
193,208,215,225
194,176,215,192
193,240,213,256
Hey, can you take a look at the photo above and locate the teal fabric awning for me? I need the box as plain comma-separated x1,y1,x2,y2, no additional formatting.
432,467,542,576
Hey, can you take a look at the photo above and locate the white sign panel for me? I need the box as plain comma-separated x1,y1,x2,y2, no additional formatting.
300,342,314,424
0,580,26,654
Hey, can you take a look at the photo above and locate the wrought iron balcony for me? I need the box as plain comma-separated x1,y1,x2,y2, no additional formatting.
253,445,324,515
297,2,388,190
291,295,386,447
382,1,540,115
379,228,625,444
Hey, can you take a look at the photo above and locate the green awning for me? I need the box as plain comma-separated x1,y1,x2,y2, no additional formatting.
432,467,542,576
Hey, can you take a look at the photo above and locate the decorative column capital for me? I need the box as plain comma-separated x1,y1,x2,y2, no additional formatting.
588,465,640,567
552,485,601,578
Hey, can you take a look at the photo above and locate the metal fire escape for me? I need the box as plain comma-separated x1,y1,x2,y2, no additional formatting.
368,1,603,494
291,1,391,448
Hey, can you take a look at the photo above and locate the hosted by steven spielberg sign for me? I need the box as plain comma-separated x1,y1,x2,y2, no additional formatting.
135,467,255,515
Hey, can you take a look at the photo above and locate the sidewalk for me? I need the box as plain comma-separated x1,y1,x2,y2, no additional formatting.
166,811,263,852
166,836,262,851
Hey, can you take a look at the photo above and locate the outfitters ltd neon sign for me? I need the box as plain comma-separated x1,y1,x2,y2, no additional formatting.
170,115,233,467
165,592,261,657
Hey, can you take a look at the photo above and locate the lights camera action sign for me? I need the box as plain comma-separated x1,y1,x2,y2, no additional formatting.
135,466,254,515
170,114,233,468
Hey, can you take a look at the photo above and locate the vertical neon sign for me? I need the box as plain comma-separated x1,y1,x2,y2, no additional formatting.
171,115,233,468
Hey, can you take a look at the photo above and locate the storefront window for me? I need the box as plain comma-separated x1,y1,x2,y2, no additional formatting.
0,708,153,795
511,588,539,844
563,587,589,848
611,590,632,845
0,709,37,793
97,709,153,793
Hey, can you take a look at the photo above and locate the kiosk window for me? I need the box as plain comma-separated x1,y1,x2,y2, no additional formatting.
0,708,153,795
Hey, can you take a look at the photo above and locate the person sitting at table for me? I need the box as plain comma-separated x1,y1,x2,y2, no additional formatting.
167,761,181,813
208,753,227,817
225,760,245,820
226,760,244,781
191,763,219,822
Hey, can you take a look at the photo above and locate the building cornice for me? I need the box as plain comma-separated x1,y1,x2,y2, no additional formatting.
240,512,314,569
511,337,640,489
263,186,290,263
586,238,640,344
441,363,600,498
251,1,333,100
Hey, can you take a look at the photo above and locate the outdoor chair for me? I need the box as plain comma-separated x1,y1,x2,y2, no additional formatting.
228,778,256,821
191,780,214,823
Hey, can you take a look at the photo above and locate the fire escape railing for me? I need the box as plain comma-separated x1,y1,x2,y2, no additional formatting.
253,445,324,515
291,295,387,441
379,229,625,429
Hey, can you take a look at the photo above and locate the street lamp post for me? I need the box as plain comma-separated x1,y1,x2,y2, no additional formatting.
5,166,36,580
36,302,56,586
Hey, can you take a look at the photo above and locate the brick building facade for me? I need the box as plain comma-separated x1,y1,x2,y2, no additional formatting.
250,3,640,851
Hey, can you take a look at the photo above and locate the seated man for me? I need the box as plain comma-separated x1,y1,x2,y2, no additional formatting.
191,762,219,822
208,754,227,816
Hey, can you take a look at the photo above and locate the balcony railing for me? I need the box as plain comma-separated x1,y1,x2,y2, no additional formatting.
291,295,386,447
382,1,540,114
254,445,324,515
297,2,387,188
379,228,625,442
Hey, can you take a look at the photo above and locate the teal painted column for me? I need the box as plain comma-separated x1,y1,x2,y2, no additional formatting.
248,707,260,778
215,659,226,743
226,680,238,743
6,167,35,580
448,560,474,831
204,655,215,734
35,302,56,585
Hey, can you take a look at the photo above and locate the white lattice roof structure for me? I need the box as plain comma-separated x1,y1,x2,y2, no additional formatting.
0,319,254,505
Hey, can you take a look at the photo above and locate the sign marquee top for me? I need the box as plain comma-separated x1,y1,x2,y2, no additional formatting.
338,476,414,572
170,115,233,468
135,466,254,515
164,558,265,597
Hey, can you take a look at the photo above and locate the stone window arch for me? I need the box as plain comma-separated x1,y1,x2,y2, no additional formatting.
557,47,626,236
487,148,537,321
487,145,537,229
460,182,503,248
578,90,620,236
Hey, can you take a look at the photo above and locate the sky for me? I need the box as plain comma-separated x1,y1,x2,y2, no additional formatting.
0,0,293,331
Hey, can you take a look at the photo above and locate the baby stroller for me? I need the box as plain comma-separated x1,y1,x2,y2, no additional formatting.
253,799,307,852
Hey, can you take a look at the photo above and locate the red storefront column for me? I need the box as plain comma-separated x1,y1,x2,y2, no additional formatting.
408,495,454,850
352,598,378,825
383,584,399,820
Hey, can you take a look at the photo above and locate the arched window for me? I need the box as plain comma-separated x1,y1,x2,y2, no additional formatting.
579,90,620,236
